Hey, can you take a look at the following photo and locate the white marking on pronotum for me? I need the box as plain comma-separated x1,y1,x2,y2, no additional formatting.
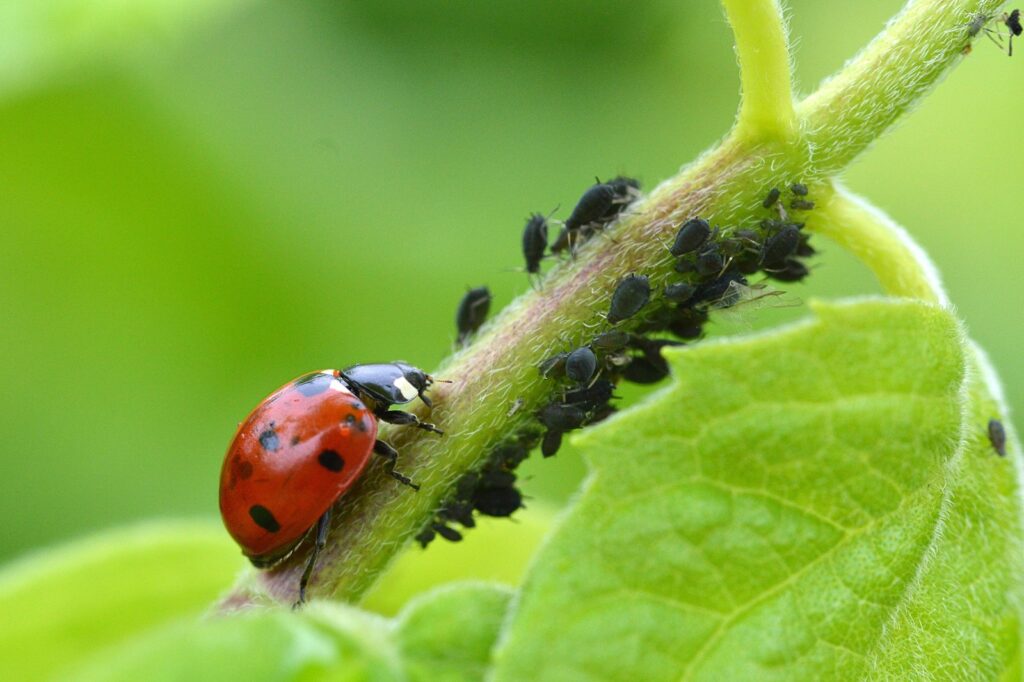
328,375,353,394
393,376,419,401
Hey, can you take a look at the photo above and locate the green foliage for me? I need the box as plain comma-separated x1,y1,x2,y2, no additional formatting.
492,299,1023,680
0,522,243,680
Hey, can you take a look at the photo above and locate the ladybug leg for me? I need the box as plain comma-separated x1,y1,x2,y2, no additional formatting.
295,508,332,608
376,409,444,436
373,439,421,490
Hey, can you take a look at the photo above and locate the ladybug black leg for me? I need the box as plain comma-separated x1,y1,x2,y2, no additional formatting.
295,508,332,609
376,409,444,436
373,439,421,490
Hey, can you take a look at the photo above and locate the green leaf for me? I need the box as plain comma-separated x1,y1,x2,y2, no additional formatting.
492,298,1024,680
394,582,513,682
63,582,511,682
66,606,400,682
0,520,242,681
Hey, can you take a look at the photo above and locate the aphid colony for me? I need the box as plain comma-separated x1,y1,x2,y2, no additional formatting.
417,181,818,545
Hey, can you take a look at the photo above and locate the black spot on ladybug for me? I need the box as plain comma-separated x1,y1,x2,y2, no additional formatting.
989,419,1007,456
249,505,281,533
318,449,345,472
355,417,370,433
290,435,301,446
258,426,280,452
344,414,357,426
294,372,332,397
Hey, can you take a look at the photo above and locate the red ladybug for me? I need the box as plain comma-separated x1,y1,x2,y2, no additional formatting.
219,363,441,604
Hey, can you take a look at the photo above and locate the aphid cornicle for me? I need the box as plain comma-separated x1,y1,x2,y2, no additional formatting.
607,274,651,324
670,218,712,257
521,214,549,275
989,419,1007,456
455,286,492,345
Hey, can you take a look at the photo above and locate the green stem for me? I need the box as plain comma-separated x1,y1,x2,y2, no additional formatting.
721,0,797,143
798,0,1003,172
809,184,949,306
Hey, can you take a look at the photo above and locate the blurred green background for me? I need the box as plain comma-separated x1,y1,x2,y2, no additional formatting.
1,0,1020,563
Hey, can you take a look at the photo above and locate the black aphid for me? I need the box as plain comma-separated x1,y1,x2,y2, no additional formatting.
989,418,1007,456
607,274,651,324
562,380,616,410
669,307,708,339
565,346,598,385
790,199,815,211
473,486,523,517
538,403,587,431
1007,9,1023,55
541,430,563,457
622,355,670,384
455,286,492,345
670,218,712,257
601,176,642,220
765,259,810,282
762,187,781,208
565,182,616,232
521,213,549,275
761,225,801,268
664,282,696,304
591,330,631,352
694,244,725,277
790,183,809,196
692,271,747,307
539,352,569,379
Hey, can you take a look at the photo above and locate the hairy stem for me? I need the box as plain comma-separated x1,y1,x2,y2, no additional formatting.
798,0,1003,172
809,184,950,306
221,0,992,608
721,0,797,143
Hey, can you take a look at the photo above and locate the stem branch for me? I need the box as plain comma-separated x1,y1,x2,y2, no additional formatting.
721,0,797,143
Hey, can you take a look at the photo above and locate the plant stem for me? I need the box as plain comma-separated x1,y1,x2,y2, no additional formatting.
798,0,1003,173
721,0,797,144
809,184,950,306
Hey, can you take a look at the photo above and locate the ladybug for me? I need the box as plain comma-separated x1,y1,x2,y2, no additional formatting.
219,363,441,605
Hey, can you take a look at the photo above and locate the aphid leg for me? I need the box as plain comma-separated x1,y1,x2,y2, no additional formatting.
373,439,420,490
376,409,444,435
295,508,332,608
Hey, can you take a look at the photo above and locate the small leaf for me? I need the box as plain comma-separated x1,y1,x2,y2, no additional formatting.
63,582,512,682
66,606,400,682
395,582,513,682
492,299,1024,680
0,520,242,681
